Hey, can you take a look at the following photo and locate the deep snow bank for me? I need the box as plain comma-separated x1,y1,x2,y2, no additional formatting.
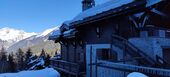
0,68,60,77
127,72,148,77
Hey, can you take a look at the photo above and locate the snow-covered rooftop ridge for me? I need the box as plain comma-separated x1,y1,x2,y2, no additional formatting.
70,0,134,23
48,28,61,40
63,29,76,34
50,29,60,37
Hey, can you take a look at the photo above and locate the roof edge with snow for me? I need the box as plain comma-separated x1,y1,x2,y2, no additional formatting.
64,0,146,28
62,0,164,29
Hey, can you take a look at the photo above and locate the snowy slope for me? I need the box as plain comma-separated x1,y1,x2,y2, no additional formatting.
0,68,60,77
7,27,60,54
0,27,36,49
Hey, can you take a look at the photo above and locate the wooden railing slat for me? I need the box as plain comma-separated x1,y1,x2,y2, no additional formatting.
50,60,80,75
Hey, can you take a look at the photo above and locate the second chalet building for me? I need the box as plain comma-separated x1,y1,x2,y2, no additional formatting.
49,0,170,77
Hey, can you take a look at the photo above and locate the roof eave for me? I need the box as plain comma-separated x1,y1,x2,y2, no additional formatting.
48,35,61,40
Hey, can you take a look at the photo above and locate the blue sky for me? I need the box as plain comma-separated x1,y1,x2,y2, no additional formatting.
0,0,109,32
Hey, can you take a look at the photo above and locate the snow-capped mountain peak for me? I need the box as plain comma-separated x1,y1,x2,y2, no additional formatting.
0,27,60,52
0,27,36,42
6,26,60,53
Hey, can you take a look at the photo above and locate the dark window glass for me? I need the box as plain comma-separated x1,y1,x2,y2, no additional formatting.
97,49,117,61
77,52,84,62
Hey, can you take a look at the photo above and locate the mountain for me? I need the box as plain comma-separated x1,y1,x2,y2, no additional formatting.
7,27,60,56
0,27,36,49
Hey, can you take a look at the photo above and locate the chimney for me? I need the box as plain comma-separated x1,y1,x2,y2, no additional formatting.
82,0,95,11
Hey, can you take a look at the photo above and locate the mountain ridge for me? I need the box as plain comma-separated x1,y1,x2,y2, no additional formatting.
0,27,60,55
0,27,37,49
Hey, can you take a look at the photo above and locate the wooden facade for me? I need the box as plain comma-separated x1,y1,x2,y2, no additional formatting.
49,0,170,77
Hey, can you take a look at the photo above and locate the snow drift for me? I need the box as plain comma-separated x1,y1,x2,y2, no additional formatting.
127,72,148,77
0,68,60,77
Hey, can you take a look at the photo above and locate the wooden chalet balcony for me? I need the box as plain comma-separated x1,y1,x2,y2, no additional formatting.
50,60,81,76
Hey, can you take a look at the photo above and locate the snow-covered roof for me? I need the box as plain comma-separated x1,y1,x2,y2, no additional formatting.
73,0,134,22
59,21,70,32
63,29,78,38
63,29,76,35
63,0,163,28
64,0,135,26
48,30,61,40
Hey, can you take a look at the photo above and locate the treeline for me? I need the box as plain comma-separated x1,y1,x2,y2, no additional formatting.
0,47,53,73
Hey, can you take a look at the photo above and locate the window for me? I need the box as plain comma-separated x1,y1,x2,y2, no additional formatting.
97,49,117,61
148,30,155,36
77,52,84,62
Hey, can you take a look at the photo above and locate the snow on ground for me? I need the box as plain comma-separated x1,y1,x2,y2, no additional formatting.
0,68,60,77
127,72,148,77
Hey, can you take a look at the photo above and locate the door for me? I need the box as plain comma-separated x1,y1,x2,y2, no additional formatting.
86,44,111,77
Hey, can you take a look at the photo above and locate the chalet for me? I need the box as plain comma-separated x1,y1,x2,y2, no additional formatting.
49,0,170,77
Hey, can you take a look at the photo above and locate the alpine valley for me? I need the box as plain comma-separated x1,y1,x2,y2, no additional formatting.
0,27,60,55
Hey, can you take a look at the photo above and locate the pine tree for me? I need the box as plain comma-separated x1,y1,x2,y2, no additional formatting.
54,50,61,59
45,54,51,67
25,48,33,69
0,47,7,61
25,48,32,62
29,49,47,70
54,51,58,56
8,53,16,72
27,55,38,70
0,47,9,73
40,49,46,59
16,48,25,71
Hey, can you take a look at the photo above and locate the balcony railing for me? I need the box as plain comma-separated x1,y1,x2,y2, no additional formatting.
50,60,80,76
97,60,170,77
166,31,170,38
